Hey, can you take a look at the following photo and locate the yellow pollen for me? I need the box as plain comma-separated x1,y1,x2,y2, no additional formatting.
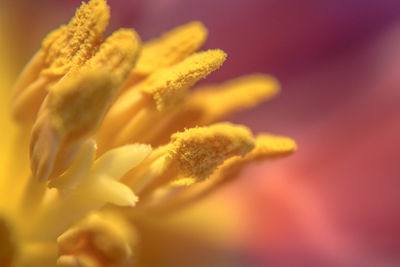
169,123,254,182
25,2,142,181
48,71,115,138
208,134,297,184
139,49,227,111
125,21,208,85
41,0,110,76
78,29,141,87
1,0,297,264
122,124,255,195
152,134,296,211
97,49,226,150
144,74,280,146
11,0,110,123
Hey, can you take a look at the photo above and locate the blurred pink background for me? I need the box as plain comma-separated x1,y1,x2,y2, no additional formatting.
3,0,400,266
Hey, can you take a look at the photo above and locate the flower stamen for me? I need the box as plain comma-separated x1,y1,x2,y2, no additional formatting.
97,49,227,151
123,123,254,197
12,0,110,122
153,134,297,211
122,21,208,88
148,74,280,145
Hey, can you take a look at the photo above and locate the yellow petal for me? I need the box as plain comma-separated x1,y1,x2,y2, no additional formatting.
91,143,152,179
48,140,97,193
27,144,150,240
86,175,138,206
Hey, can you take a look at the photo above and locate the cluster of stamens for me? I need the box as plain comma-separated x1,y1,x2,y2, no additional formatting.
1,0,296,266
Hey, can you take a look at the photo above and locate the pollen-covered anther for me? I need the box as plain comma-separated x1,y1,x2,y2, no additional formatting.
57,211,137,267
139,49,227,111
206,134,297,185
149,74,280,145
151,134,296,211
96,49,227,151
48,72,115,140
124,21,208,87
78,28,141,87
30,71,116,182
42,0,110,75
203,134,297,188
169,123,255,183
122,124,254,196
12,0,110,122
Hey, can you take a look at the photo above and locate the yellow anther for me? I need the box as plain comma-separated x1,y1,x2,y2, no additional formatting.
97,48,226,150
169,123,254,182
246,134,297,160
152,134,296,211
12,0,110,122
48,71,115,139
129,74,278,147
208,134,296,182
2,0,298,263
189,74,280,123
122,123,254,195
41,0,110,76
29,27,141,179
40,26,68,76
126,21,208,84
206,134,296,185
139,49,227,111
79,29,141,86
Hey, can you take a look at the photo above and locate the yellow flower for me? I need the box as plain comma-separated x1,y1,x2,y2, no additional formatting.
0,0,296,266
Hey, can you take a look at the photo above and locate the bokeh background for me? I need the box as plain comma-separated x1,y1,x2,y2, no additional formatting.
2,0,400,266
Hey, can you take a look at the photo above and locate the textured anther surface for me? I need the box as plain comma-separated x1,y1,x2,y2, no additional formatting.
139,49,227,111
41,0,110,76
170,123,255,181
